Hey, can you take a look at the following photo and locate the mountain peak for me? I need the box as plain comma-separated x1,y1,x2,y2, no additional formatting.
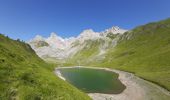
100,26,127,36
33,35,44,41
110,26,120,31
50,32,58,38
105,26,127,34
81,29,94,33
78,29,100,40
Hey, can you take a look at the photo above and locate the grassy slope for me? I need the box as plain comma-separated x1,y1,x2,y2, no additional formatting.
64,18,170,91
65,39,107,65
0,34,91,100
92,18,170,91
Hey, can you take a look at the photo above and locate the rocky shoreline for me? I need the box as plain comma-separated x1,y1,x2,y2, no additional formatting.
55,66,170,100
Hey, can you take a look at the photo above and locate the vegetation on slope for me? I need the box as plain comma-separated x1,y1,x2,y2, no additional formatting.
64,18,170,91
93,18,170,91
0,34,91,100
65,39,111,65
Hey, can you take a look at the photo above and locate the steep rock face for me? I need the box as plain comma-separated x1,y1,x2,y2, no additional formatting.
28,26,127,61
29,35,48,48
46,32,66,49
77,29,101,42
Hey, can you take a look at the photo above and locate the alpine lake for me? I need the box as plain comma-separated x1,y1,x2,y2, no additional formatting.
59,67,126,94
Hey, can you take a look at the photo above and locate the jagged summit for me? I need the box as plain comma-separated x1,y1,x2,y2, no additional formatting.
78,29,100,41
101,26,127,36
46,32,66,49
48,32,64,41
50,32,58,37
31,35,44,41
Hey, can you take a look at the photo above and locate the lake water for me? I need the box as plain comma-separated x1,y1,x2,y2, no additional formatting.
59,68,126,94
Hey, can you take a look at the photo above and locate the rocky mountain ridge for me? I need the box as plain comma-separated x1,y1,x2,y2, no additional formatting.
28,26,127,61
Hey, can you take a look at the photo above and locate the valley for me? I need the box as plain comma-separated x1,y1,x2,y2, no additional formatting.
1,0,170,100
0,18,170,100
28,18,170,99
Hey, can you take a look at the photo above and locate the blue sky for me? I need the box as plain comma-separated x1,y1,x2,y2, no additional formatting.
0,0,170,41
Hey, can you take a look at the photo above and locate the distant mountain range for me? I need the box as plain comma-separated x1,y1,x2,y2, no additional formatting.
28,26,127,61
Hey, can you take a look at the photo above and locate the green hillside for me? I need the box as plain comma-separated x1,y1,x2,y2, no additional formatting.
92,18,170,91
65,39,112,65
65,18,170,91
0,34,91,100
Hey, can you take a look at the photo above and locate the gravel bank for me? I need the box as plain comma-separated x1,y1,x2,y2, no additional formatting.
55,66,170,100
